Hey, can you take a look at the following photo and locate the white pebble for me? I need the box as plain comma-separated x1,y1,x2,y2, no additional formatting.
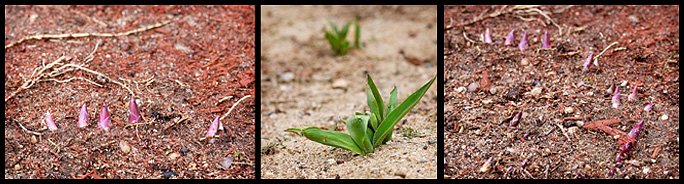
660,114,668,121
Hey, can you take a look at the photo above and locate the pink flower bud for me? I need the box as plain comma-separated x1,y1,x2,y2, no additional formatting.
612,86,621,109
206,116,220,137
627,120,644,139
582,53,593,72
99,103,111,131
628,85,638,101
607,81,616,94
77,104,89,128
128,96,142,124
504,29,515,46
484,28,493,43
518,30,528,51
542,31,550,49
44,111,58,131
644,101,653,111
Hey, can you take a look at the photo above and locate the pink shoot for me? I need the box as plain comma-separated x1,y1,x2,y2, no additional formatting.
628,85,638,101
582,53,593,72
206,116,220,137
617,120,644,162
77,104,89,128
542,31,550,49
518,30,528,51
504,29,515,46
484,28,493,43
99,103,111,131
509,111,522,127
44,111,58,131
612,85,621,109
644,101,653,111
607,81,616,94
128,96,142,124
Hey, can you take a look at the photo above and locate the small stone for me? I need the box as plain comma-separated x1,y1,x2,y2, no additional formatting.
219,157,234,170
576,121,585,127
394,171,406,178
660,114,668,121
332,79,349,89
621,80,628,87
168,152,180,160
280,72,295,82
455,86,467,93
564,107,574,114
30,135,38,144
326,158,337,165
529,87,543,97
468,83,479,92
489,86,498,95
520,58,529,66
419,158,428,163
119,140,131,154
14,164,21,171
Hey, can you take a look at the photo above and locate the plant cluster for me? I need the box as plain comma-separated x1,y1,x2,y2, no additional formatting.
324,15,361,56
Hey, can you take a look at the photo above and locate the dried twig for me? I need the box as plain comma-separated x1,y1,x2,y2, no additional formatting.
592,42,619,65
6,20,170,49
16,121,44,136
447,5,563,35
219,95,253,121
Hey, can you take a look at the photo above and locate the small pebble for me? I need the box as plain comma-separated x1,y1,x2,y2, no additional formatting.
468,83,479,92
456,86,466,93
332,79,348,89
529,87,543,97
564,107,574,114
419,158,428,163
219,157,234,170
119,140,131,154
520,58,529,66
14,164,21,171
280,72,295,82
326,158,337,165
168,152,180,160
660,114,668,121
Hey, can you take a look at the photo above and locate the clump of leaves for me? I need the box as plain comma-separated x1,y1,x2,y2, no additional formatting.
396,127,421,139
287,74,436,156
324,15,361,56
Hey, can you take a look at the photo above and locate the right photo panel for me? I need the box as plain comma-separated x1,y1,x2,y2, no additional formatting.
443,5,679,179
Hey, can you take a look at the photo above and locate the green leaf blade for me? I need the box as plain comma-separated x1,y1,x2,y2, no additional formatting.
301,127,364,155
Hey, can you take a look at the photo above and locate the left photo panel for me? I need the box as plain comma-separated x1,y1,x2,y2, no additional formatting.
5,5,255,179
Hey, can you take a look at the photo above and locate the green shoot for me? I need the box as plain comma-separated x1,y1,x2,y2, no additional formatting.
287,74,436,156
324,16,361,56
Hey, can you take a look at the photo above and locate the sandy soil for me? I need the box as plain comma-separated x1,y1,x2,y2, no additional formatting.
444,5,678,179
260,5,438,179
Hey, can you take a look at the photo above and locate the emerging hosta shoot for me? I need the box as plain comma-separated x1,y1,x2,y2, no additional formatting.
504,29,515,46
612,87,621,109
541,31,550,49
484,28,493,43
44,111,58,131
518,30,528,51
644,101,653,112
617,120,644,162
582,53,594,72
128,96,142,124
324,16,361,56
206,116,220,138
99,103,111,131
77,104,89,128
287,74,436,155
607,81,616,94
508,111,522,127
628,85,638,101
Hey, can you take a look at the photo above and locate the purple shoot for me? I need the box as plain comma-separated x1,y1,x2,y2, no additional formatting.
542,31,550,49
484,28,493,43
128,96,141,124
607,81,616,94
518,30,528,51
582,53,594,72
644,101,653,111
44,111,58,131
77,104,89,128
617,120,644,162
99,103,111,131
628,85,638,101
504,29,515,46
206,116,220,137
612,86,621,109
520,159,528,168
509,111,522,127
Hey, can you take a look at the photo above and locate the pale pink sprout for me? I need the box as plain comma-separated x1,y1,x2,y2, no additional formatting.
504,29,515,46
509,111,522,127
128,96,142,124
44,111,58,131
644,101,653,111
582,53,594,72
77,104,89,128
541,31,550,49
484,28,493,43
206,116,220,137
99,103,111,131
607,81,616,94
518,30,528,51
628,85,638,101
611,86,621,109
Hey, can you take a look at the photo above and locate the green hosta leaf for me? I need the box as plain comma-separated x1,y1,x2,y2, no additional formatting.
300,127,364,155
373,75,436,147
367,75,385,121
354,15,361,48
339,22,351,40
346,115,374,154
385,86,398,118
